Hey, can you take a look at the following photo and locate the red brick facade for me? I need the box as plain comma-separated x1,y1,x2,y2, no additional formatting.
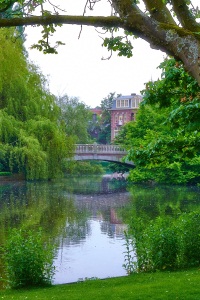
110,94,142,141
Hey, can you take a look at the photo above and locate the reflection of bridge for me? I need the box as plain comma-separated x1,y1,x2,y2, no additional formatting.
74,144,133,165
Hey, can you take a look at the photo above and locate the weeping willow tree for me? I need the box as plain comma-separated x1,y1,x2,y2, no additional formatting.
0,28,74,180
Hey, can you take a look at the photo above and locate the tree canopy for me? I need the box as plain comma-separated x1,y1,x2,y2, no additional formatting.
0,1,199,85
0,28,73,180
57,94,92,144
115,58,200,185
97,92,115,144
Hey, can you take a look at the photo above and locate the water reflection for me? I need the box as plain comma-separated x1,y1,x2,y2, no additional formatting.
126,185,200,221
0,178,199,288
54,218,127,284
53,191,129,283
0,177,130,287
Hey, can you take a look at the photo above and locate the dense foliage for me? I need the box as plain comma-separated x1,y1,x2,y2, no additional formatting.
2,228,55,288
97,93,114,144
116,58,200,185
0,28,73,180
57,94,92,144
129,211,200,272
122,185,200,273
88,92,117,144
62,160,104,175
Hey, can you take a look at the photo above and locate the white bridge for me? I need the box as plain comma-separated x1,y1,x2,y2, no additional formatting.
74,144,133,165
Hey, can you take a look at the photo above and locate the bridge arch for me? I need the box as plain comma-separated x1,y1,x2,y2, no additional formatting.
74,144,134,166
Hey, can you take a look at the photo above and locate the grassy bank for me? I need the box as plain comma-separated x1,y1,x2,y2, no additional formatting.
0,269,200,300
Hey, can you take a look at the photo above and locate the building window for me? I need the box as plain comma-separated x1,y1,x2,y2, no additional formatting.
131,113,135,121
118,115,123,125
115,114,118,123
116,99,129,108
116,100,120,108
131,97,142,108
131,99,136,108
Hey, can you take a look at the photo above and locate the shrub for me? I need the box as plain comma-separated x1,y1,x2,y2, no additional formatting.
2,228,55,288
177,211,200,268
142,217,179,271
130,211,200,272
62,160,104,175
0,172,12,176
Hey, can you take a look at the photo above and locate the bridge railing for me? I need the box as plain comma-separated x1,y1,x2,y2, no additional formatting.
75,144,127,154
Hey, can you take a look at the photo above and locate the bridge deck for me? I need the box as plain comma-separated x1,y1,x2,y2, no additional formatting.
74,144,133,165
75,144,127,154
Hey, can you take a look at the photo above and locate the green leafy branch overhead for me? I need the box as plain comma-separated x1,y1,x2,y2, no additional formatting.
0,0,199,85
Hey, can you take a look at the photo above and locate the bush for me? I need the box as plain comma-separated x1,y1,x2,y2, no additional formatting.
177,211,200,268
62,160,104,175
2,228,55,288
142,217,179,271
0,172,12,176
131,211,200,272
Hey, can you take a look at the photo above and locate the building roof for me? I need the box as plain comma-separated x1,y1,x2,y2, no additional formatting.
110,93,142,110
116,94,136,100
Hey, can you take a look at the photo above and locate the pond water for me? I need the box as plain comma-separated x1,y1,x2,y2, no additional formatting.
53,191,129,284
0,176,200,288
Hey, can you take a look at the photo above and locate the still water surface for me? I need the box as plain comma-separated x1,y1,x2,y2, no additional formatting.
0,176,129,286
0,176,200,287
53,191,129,284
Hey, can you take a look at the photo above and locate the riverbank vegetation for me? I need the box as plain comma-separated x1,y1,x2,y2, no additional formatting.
62,161,104,175
0,179,199,294
127,211,200,273
120,184,200,275
116,58,200,185
2,229,55,289
0,268,200,299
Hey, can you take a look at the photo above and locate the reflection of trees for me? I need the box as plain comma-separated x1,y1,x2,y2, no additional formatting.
0,181,92,285
0,180,130,247
0,179,131,286
99,220,127,238
57,220,92,247
74,193,130,238
123,185,200,224
119,185,200,273
100,221,115,238
0,182,89,245
63,175,127,194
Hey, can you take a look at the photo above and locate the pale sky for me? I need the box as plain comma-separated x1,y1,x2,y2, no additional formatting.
24,0,197,108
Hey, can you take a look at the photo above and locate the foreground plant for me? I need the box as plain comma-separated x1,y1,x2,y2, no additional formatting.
1,228,55,288
130,210,200,272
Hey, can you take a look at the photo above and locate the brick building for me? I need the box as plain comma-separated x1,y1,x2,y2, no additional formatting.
110,93,143,141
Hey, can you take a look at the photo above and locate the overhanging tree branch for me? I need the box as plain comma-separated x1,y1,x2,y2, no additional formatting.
171,0,200,32
0,0,199,86
0,15,123,28
143,0,176,25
